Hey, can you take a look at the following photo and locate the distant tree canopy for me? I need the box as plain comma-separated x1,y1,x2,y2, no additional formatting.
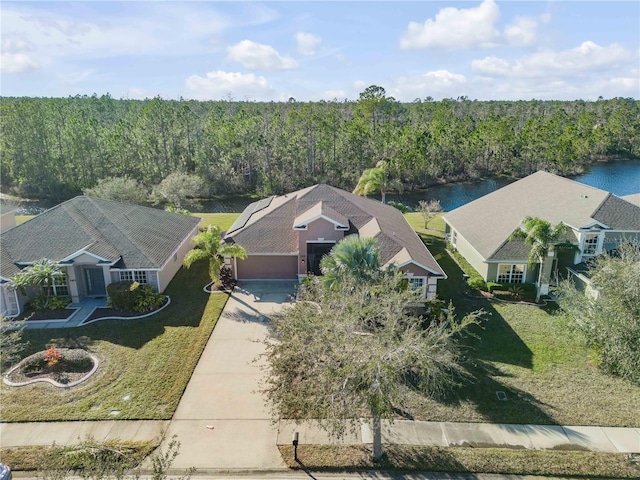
1,91,638,200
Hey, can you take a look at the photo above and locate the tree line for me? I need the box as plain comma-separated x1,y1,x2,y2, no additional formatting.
1,86,639,200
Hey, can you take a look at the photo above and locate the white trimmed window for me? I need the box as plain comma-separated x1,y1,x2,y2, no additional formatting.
119,270,148,284
497,264,525,283
582,233,599,256
452,230,457,246
405,276,427,296
49,273,69,296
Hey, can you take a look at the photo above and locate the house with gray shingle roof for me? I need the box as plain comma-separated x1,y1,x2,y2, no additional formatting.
443,171,640,295
0,196,200,317
224,184,446,298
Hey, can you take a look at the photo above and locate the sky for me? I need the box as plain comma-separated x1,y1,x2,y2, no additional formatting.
1,0,639,102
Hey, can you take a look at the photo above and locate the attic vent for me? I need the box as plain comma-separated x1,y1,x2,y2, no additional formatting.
496,391,508,401
581,194,589,199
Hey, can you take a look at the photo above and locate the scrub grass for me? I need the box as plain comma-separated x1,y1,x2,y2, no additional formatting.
1,441,155,472
0,261,229,422
278,445,640,479
401,212,640,427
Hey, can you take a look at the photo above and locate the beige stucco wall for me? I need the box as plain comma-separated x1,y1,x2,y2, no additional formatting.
157,224,199,292
237,255,298,279
452,232,491,280
297,218,346,274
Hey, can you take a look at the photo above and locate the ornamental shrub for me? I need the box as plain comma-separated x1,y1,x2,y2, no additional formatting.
132,285,165,313
107,281,140,311
48,296,71,310
107,281,165,313
467,277,486,291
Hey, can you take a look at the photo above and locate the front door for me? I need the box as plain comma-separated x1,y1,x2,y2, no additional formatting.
307,243,335,275
85,268,106,296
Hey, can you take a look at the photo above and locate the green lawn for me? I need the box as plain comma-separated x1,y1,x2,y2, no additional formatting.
403,213,640,427
193,212,240,231
0,261,228,422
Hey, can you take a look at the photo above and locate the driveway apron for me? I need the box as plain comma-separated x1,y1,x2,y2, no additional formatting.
164,281,296,471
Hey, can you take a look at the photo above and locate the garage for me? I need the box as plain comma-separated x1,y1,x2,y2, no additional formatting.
236,255,298,280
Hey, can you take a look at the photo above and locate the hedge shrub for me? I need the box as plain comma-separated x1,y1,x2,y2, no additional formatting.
467,277,486,291
107,281,165,313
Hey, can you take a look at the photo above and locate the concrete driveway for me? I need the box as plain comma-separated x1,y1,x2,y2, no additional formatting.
163,281,296,471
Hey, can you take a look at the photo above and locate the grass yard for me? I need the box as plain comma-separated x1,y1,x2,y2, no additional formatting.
193,212,240,231
403,211,640,427
0,261,228,422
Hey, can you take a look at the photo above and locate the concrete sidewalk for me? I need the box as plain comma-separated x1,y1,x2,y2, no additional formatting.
2,418,638,454
0,420,169,448
277,419,640,454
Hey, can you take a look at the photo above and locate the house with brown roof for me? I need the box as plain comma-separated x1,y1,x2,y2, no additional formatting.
443,171,640,295
0,196,200,317
223,184,446,298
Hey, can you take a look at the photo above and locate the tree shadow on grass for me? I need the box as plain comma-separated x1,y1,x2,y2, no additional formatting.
19,260,216,352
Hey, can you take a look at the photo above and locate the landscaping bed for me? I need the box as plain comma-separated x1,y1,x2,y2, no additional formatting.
22,308,75,321
4,348,97,387
84,296,169,322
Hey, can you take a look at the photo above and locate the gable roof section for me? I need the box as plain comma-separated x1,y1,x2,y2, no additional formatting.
293,201,349,229
592,195,640,230
0,196,200,273
443,171,640,261
225,184,445,276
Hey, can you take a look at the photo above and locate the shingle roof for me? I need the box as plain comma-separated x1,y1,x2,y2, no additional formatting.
225,184,445,276
443,171,640,260
0,196,200,274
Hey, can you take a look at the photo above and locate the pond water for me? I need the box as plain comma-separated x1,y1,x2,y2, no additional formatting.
3,160,639,215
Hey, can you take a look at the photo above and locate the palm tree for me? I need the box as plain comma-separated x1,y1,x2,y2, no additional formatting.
183,225,247,286
9,258,62,308
510,216,568,302
320,236,383,289
353,160,403,204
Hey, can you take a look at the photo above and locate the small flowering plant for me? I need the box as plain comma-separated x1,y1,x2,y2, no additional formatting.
44,346,61,368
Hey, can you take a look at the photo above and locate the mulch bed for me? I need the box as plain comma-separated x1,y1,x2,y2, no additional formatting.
23,308,76,322
4,349,95,386
84,297,169,322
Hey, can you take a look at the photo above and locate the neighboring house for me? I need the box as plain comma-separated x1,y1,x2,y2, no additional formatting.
0,196,200,317
443,171,640,295
223,184,446,298
0,205,17,233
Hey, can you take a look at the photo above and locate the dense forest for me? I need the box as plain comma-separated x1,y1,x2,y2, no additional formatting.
1,86,639,200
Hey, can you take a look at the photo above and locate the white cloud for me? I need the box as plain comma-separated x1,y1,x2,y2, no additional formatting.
472,41,637,78
227,40,297,71
503,16,538,47
389,70,468,101
184,70,273,100
296,32,322,56
0,53,40,73
400,0,500,50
